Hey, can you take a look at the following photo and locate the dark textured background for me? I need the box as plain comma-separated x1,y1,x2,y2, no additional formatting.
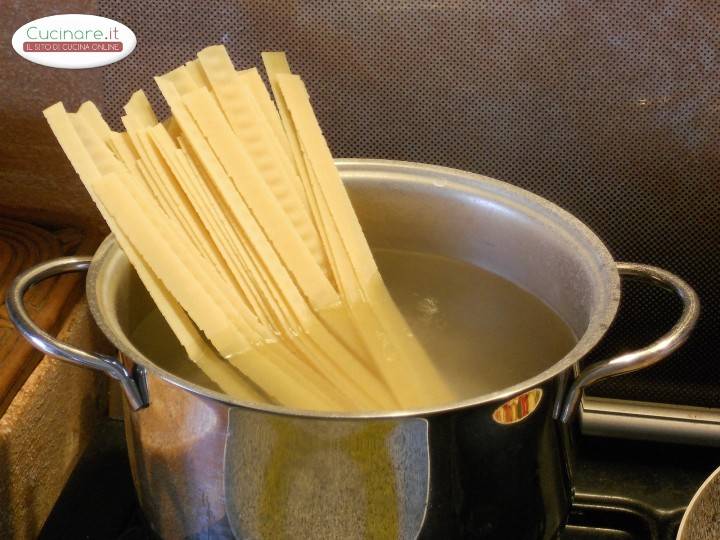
0,0,105,229
97,1,719,406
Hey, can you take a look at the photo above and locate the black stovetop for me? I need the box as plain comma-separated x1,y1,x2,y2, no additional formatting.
39,419,719,540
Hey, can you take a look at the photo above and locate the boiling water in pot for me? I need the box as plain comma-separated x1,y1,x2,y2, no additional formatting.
375,249,577,398
130,249,577,404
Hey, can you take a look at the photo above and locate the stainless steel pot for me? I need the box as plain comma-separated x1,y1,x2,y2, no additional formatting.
7,160,699,539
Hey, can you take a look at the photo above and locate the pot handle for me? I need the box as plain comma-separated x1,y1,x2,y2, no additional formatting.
5,256,148,410
558,262,699,424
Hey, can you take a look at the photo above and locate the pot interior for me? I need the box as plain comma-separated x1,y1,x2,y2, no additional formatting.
88,160,620,414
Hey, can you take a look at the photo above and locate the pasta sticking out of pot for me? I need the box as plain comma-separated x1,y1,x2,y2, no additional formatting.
43,45,455,411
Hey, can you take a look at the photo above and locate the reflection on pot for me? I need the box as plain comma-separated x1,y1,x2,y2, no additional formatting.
492,389,543,425
124,370,228,538
224,412,430,539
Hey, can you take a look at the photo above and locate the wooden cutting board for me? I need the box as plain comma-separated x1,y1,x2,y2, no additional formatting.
0,211,99,416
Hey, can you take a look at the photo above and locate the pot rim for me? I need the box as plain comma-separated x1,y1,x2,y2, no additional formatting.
87,159,621,419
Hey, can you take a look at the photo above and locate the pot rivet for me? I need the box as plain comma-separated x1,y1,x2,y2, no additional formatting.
492,388,543,425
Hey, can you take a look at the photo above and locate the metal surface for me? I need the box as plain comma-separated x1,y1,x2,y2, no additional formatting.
42,419,720,540
559,263,700,423
677,465,720,540
492,388,543,425
9,161,698,538
120,370,568,539
582,397,720,447
568,494,685,540
4,256,147,411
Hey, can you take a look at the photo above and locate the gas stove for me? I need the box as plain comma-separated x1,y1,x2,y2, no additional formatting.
38,420,718,540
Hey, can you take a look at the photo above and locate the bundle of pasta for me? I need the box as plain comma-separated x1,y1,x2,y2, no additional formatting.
43,45,454,411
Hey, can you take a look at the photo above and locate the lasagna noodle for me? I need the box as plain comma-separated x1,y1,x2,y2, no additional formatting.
42,45,457,412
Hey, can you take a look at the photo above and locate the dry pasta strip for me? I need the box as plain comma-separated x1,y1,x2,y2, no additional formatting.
42,45,457,412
